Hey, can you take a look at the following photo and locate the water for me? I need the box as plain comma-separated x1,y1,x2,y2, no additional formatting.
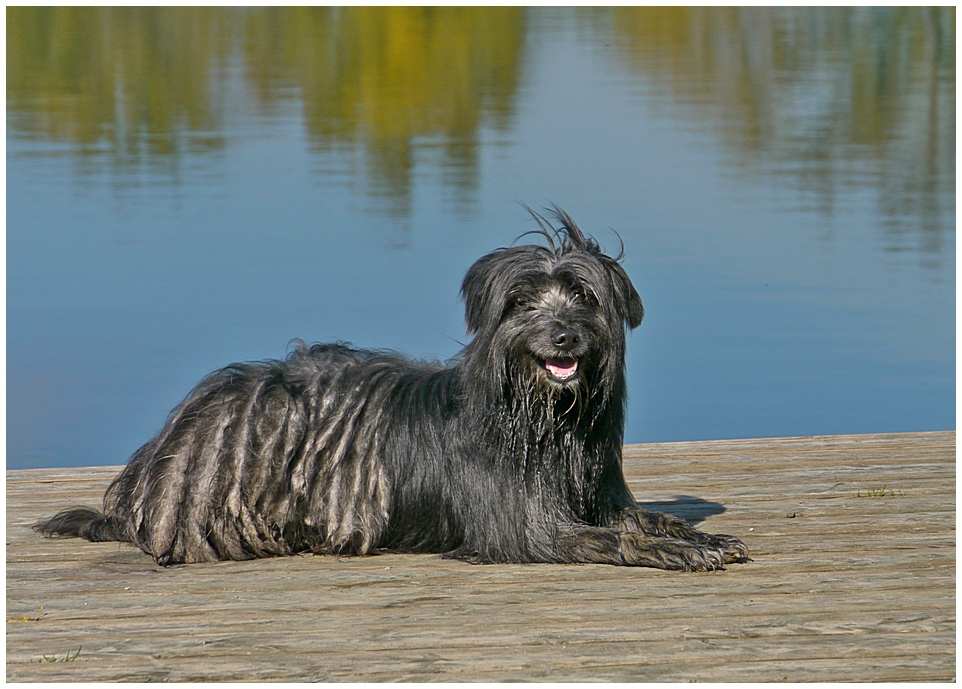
7,7,955,469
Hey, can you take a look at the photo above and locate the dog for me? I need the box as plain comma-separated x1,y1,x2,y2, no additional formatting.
37,208,748,570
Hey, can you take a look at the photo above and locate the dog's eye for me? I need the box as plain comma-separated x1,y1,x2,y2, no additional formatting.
505,297,534,316
570,287,596,306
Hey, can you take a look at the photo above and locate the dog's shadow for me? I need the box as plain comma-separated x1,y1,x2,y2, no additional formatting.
636,495,727,526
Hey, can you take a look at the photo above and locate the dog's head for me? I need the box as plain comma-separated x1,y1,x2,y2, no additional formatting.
460,207,643,398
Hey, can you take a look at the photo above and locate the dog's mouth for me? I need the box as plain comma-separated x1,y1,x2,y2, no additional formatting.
541,357,579,382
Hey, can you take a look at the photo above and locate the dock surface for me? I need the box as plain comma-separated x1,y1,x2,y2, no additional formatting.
6,431,955,681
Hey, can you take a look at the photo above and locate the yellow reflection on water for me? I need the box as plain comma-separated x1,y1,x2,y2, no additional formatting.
7,7,955,224
8,6,524,214
239,7,524,209
8,7,228,156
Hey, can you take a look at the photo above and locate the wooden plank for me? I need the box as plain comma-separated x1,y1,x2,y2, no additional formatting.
6,431,955,681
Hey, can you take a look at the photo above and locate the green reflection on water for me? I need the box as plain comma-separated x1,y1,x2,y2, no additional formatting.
7,6,955,226
8,6,525,214
608,7,955,236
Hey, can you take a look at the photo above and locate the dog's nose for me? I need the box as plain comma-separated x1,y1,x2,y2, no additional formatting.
552,328,580,350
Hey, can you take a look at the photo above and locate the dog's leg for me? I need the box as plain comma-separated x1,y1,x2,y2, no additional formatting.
555,526,733,571
612,507,749,563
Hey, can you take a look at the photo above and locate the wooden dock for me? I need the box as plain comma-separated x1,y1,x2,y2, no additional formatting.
6,431,955,681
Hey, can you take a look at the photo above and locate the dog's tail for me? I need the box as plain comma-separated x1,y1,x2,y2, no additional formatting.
34,507,126,543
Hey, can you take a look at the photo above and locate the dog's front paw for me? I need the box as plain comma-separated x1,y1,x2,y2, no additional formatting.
619,535,728,572
677,543,730,572
675,526,750,564
702,533,750,563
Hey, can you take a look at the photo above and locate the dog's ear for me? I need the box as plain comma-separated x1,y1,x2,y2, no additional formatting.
608,260,644,329
461,249,514,335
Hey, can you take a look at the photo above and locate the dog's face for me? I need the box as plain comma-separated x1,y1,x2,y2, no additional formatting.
461,210,643,395
498,273,608,389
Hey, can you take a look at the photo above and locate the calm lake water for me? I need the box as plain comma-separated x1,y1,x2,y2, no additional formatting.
7,7,956,469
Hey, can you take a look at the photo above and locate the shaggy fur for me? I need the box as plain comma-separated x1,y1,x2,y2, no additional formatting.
37,208,748,570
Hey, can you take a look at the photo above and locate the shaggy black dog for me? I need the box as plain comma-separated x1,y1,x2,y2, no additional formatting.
37,208,748,571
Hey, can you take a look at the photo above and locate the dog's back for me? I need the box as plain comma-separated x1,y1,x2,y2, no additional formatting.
40,343,450,564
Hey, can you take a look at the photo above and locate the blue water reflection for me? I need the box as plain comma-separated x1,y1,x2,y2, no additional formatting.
7,8,955,469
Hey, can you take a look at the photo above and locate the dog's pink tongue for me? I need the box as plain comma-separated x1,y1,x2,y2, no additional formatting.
546,358,578,378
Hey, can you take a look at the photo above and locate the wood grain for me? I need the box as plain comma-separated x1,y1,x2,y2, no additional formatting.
6,431,955,681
